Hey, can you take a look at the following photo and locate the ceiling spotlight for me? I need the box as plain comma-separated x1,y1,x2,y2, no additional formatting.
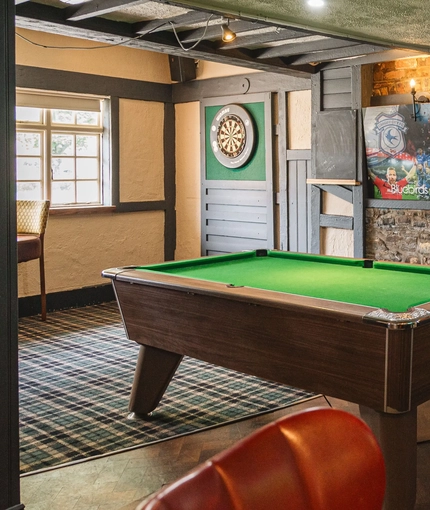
307,0,325,6
221,20,236,43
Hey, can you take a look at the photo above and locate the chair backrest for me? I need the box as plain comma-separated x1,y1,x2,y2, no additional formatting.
17,200,50,236
137,407,386,510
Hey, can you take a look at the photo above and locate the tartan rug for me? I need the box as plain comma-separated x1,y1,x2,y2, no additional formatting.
19,302,316,474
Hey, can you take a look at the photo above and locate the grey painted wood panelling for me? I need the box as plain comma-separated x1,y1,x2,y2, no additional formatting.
311,66,365,257
201,93,274,256
284,151,311,253
203,183,273,254
321,68,352,111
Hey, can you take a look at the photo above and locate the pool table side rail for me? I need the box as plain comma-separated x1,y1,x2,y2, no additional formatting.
103,266,376,324
102,267,430,329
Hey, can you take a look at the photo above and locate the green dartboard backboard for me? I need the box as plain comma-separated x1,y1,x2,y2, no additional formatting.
205,101,266,181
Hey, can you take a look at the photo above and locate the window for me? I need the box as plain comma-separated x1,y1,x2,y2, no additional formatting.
16,90,110,208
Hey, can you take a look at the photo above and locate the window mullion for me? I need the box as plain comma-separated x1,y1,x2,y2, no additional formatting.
46,109,52,202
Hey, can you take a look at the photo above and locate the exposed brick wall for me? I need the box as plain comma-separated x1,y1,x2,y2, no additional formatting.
366,208,430,263
373,57,430,97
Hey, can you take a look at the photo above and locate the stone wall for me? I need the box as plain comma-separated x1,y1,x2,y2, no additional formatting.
366,208,430,263
366,58,430,264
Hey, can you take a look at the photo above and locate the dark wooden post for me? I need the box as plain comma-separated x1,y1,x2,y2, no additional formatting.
0,2,23,509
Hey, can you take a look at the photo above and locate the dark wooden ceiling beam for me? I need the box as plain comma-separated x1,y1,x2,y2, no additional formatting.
66,0,150,22
256,37,361,59
284,43,388,65
315,48,423,71
16,1,135,38
174,20,268,44
134,10,215,35
218,28,313,50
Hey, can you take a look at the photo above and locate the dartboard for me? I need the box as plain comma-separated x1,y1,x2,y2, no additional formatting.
217,114,246,158
210,104,255,168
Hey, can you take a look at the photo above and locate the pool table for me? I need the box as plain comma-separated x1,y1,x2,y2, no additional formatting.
103,250,430,510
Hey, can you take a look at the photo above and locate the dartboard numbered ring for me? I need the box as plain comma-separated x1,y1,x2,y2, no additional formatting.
210,104,255,168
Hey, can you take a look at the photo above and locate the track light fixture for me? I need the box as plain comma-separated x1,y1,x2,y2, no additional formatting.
221,20,236,43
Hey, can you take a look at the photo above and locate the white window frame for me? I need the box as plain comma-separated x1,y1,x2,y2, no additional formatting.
16,88,110,209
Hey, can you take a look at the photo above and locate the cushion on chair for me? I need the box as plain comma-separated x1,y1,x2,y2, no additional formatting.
17,235,42,263
17,200,50,235
137,407,386,510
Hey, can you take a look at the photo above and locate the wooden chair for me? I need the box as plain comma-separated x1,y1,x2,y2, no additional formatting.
17,200,50,321
137,407,386,510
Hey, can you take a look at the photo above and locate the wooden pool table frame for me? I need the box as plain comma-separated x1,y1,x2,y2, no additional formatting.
103,259,430,510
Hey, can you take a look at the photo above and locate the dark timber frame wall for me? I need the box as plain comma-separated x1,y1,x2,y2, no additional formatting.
0,3,23,510
310,66,368,257
16,65,176,260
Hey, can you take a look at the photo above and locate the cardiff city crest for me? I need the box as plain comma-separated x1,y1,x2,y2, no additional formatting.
373,112,407,157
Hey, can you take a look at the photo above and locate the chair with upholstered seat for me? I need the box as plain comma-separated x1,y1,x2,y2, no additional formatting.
17,200,50,321
137,407,386,510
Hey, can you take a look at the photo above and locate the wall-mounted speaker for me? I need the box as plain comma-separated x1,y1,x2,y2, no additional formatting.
169,56,196,83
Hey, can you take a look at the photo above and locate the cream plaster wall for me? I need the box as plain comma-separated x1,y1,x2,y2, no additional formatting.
119,99,165,202
288,91,311,150
175,102,201,260
321,193,354,257
16,28,171,83
18,211,165,297
196,60,258,80
16,29,170,299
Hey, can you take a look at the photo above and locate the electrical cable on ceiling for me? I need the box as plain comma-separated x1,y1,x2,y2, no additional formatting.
170,14,213,52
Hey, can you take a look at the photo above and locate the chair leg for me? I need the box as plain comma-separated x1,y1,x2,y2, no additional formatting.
39,253,46,321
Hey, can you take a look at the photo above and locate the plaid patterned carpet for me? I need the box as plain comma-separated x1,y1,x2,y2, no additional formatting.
19,302,316,474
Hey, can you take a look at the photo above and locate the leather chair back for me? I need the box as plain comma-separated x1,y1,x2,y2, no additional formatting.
137,407,385,510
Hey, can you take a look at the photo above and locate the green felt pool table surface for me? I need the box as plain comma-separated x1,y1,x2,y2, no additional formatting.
138,250,430,313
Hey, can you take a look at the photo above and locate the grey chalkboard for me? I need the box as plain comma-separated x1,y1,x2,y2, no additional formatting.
314,110,357,180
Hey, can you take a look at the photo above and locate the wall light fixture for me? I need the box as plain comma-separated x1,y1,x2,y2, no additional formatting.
410,79,430,121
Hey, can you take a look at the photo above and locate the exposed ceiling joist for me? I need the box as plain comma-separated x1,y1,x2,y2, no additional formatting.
176,20,270,45
66,0,151,22
134,10,213,35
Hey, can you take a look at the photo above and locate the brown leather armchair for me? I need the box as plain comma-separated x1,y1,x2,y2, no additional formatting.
17,200,50,321
136,407,386,510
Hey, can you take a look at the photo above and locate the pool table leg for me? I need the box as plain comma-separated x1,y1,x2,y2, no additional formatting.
129,344,183,417
359,405,417,510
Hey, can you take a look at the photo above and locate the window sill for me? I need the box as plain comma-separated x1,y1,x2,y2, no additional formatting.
49,206,116,216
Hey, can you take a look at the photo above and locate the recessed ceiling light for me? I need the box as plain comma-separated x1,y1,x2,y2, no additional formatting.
59,0,92,4
307,0,325,7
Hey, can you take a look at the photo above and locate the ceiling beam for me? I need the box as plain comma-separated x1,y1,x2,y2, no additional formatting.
217,27,313,50
256,37,362,59
284,43,389,65
175,20,268,44
15,2,315,78
316,48,424,71
134,10,215,35
66,0,151,22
